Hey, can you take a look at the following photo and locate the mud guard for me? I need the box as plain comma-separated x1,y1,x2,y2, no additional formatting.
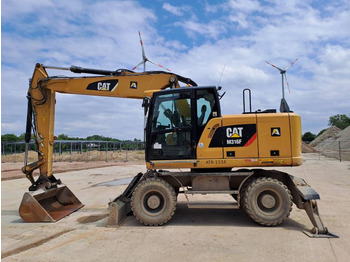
287,175,338,238
106,172,144,227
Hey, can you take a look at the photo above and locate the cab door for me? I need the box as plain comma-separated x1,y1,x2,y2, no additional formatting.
146,90,195,160
195,88,222,159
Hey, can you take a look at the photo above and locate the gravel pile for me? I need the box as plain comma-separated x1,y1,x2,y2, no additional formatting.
310,126,350,160
302,142,319,153
309,126,341,147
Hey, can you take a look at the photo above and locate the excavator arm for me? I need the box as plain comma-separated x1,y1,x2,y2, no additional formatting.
19,63,196,222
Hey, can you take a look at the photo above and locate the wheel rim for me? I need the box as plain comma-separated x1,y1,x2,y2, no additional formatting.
141,190,165,216
256,189,282,214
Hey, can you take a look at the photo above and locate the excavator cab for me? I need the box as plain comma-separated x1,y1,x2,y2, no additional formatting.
145,86,221,162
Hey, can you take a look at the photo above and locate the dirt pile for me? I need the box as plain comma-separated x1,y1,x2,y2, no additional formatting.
309,126,341,147
302,142,318,153
310,126,350,160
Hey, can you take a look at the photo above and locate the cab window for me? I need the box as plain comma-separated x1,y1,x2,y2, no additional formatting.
196,89,216,127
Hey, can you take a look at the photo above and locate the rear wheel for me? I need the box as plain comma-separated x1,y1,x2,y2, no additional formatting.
243,177,292,226
131,178,177,226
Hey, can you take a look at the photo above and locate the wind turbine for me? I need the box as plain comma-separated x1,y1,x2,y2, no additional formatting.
265,58,298,113
132,31,171,72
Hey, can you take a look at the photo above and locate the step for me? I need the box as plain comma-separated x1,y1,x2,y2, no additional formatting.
184,190,239,195
187,201,239,209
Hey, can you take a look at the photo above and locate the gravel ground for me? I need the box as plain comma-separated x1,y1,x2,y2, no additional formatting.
1,160,143,181
1,154,350,262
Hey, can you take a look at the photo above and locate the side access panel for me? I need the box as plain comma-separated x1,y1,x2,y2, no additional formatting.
256,113,291,160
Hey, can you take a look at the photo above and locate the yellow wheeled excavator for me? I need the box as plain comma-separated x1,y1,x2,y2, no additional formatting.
20,63,337,238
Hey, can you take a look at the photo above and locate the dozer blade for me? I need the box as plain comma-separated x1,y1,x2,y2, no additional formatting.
106,172,144,227
19,184,84,222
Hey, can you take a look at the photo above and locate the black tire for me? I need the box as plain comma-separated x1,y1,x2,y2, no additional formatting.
243,177,292,226
231,178,253,207
131,178,177,226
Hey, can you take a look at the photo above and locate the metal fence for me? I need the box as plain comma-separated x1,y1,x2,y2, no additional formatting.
3,140,349,163
1,140,145,163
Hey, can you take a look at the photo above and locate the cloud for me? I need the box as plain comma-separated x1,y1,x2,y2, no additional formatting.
2,0,350,140
162,3,190,16
228,0,261,13
175,19,228,39
1,0,158,139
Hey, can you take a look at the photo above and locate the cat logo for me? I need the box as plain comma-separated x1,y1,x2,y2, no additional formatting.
226,127,243,138
130,81,138,89
97,82,111,91
86,80,118,92
271,127,281,136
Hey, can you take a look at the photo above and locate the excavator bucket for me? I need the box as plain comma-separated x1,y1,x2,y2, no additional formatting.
19,184,84,222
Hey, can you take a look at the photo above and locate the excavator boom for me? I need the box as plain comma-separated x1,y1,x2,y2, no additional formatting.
19,63,196,222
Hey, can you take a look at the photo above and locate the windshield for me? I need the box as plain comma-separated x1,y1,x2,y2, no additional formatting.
152,92,191,132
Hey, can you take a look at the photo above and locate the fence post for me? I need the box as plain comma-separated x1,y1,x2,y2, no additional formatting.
70,142,73,162
14,144,17,163
1,143,4,163
339,141,342,162
87,143,89,162
105,142,108,162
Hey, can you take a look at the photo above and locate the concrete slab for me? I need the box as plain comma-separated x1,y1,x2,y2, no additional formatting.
2,155,350,261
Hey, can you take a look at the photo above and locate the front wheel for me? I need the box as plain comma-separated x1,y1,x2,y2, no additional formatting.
243,177,292,226
131,178,177,226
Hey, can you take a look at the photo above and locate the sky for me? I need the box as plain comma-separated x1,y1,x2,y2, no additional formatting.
1,0,350,140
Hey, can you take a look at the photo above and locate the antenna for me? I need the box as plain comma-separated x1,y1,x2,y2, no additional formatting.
217,64,226,87
265,58,298,112
132,31,171,72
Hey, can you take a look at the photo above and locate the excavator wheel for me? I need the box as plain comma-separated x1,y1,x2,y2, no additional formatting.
232,177,254,207
243,177,292,226
131,178,177,226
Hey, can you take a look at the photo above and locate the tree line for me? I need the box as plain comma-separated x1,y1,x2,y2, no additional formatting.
1,133,142,143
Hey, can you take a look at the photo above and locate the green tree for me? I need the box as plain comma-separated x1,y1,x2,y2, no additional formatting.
87,135,106,141
302,132,316,142
57,134,69,140
18,133,35,141
1,134,19,142
328,114,350,130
